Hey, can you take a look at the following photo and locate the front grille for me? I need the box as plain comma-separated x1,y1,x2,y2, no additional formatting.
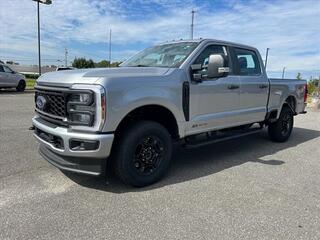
35,86,97,128
35,87,67,123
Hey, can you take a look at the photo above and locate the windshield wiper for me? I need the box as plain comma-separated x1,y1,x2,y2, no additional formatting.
134,64,150,67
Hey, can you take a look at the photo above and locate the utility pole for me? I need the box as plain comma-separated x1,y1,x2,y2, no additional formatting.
282,67,286,79
264,48,270,70
191,9,195,39
64,48,68,67
109,28,112,68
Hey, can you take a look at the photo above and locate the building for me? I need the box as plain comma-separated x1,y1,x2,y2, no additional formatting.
6,64,56,75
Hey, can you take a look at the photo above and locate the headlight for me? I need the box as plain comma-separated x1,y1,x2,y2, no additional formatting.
69,93,92,103
67,90,95,126
67,84,106,132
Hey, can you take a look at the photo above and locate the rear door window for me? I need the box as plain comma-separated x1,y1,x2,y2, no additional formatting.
233,48,261,76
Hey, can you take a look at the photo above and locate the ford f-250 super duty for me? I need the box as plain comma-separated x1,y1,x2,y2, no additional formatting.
32,39,307,187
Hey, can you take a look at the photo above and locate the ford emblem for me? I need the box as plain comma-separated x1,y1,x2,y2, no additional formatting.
36,96,47,110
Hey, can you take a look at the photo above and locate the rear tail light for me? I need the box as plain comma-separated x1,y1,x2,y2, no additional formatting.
304,84,308,103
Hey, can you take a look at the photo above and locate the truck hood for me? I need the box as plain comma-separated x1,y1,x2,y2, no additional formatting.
36,67,172,87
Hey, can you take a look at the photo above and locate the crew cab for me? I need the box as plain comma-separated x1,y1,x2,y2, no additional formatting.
32,39,307,187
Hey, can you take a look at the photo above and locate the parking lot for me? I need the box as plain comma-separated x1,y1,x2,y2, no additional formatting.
1,91,320,240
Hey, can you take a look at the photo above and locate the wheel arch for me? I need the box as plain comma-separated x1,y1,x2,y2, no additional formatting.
283,95,297,114
114,104,181,140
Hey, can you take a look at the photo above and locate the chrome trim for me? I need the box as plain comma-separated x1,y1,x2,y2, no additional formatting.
35,85,68,91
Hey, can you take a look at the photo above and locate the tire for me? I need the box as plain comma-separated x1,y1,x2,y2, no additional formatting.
268,106,294,142
16,80,26,92
113,121,172,187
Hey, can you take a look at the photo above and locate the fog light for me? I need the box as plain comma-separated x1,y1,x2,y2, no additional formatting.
69,139,99,151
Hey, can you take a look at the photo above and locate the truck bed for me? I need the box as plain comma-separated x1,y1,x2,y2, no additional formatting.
268,78,307,115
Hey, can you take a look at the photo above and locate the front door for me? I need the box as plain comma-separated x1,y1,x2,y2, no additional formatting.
187,44,241,135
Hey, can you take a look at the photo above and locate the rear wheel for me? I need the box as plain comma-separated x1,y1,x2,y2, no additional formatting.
16,80,26,92
268,106,294,142
113,121,172,187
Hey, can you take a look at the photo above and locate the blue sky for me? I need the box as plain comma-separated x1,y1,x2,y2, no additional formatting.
0,0,319,79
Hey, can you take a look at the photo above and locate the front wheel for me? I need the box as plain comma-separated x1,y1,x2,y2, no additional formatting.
113,121,172,187
16,80,26,92
268,106,294,142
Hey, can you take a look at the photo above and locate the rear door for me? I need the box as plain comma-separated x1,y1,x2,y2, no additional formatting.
187,44,241,135
231,47,269,123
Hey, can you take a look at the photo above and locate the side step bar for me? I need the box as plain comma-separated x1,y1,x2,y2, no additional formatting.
184,128,263,148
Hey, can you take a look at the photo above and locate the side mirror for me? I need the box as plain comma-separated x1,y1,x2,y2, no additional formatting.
207,54,229,78
190,64,203,82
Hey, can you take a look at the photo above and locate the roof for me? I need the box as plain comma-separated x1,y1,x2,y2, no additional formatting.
159,38,256,50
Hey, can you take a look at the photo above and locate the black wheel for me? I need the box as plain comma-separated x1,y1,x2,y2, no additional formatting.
16,80,26,92
113,121,172,187
268,106,294,142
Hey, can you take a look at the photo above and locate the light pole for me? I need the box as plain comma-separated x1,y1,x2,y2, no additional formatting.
191,9,195,39
32,0,52,76
109,28,112,68
65,48,68,67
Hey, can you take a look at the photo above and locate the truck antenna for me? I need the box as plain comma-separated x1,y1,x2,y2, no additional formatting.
265,48,270,70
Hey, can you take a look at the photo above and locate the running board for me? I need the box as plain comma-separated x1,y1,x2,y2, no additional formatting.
184,128,263,148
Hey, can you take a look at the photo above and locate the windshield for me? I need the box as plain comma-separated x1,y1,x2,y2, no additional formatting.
121,42,199,68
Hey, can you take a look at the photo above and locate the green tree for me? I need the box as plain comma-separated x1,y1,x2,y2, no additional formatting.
307,78,320,96
72,57,95,69
95,60,122,68
95,60,110,68
296,72,302,80
110,61,122,67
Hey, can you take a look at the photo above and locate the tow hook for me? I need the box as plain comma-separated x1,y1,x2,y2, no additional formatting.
29,126,35,131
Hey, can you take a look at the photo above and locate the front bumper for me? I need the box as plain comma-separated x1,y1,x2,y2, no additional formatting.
32,117,114,176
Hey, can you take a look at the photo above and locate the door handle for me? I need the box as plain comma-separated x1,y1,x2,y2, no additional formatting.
227,84,239,90
259,84,268,89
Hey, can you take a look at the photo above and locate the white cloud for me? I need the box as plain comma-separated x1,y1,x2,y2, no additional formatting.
0,0,319,78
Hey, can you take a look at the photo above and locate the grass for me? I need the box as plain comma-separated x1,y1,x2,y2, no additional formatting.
26,78,36,89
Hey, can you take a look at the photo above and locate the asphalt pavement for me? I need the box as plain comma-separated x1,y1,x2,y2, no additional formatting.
1,90,320,240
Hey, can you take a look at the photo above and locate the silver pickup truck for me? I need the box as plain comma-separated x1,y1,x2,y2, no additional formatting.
32,39,307,187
